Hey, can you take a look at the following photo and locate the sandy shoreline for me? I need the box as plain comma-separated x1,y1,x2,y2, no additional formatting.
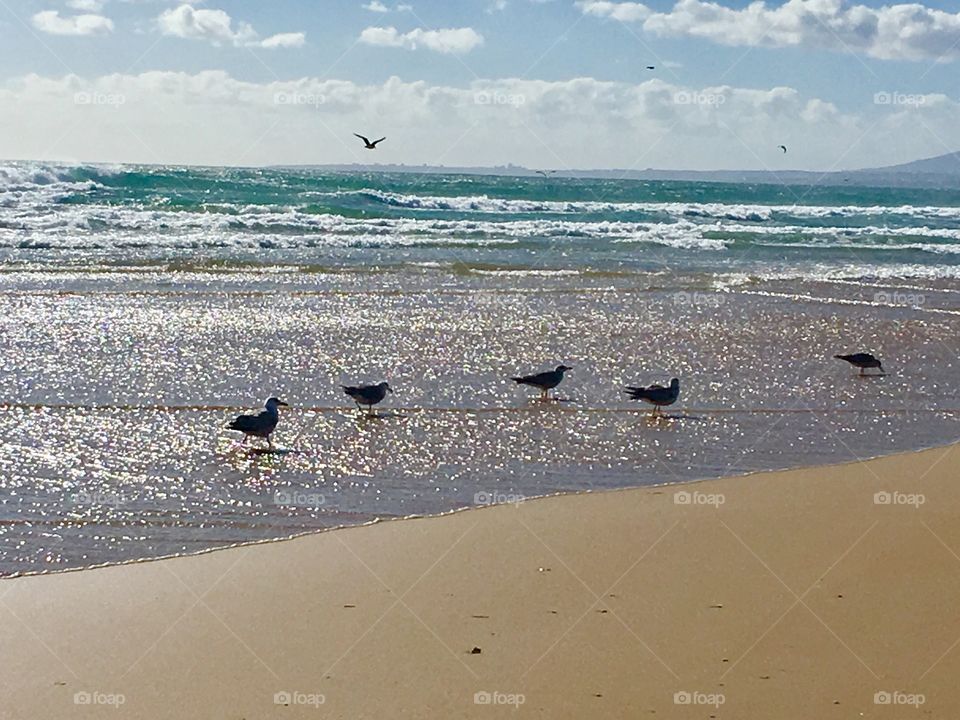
3,443,960,718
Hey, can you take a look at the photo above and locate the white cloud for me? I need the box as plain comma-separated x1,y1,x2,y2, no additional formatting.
580,0,650,21
359,26,484,53
157,4,304,48
1,71,955,170
578,0,960,61
31,10,114,36
259,32,306,48
66,0,105,11
362,1,412,10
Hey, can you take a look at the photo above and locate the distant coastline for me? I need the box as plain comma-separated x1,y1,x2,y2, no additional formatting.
272,151,960,189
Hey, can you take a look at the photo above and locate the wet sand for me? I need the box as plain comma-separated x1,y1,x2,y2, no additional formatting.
2,442,959,718
2,272,960,575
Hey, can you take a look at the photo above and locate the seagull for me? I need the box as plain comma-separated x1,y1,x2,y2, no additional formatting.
624,378,680,415
645,65,655,70
535,170,557,177
354,133,386,150
227,397,289,449
834,353,884,376
779,145,788,153
511,365,572,401
343,381,393,414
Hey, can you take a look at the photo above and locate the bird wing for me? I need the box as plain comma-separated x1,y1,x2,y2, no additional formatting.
229,411,265,431
372,137,386,146
354,133,370,144
344,385,380,402
513,371,552,386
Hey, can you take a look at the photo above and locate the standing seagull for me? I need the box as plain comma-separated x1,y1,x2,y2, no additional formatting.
834,353,885,376
511,365,572,401
343,381,393,414
227,397,289,449
624,378,680,416
354,133,386,150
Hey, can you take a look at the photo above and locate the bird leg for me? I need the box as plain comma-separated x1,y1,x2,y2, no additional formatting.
540,388,548,402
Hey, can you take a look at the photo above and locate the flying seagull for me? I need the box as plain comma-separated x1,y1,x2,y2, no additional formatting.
624,378,680,416
834,353,884,376
645,65,655,70
354,133,386,150
779,145,788,153
227,397,289,449
535,170,557,177
343,381,393,414
511,365,572,401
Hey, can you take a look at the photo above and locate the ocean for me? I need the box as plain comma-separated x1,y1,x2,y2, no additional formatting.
1,161,958,575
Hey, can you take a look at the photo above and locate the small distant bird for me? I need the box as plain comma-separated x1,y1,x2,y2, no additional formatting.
512,365,572,401
227,397,289,449
645,65,655,70
343,381,393,413
535,170,556,177
624,378,680,415
834,353,884,376
354,133,386,150
779,145,788,153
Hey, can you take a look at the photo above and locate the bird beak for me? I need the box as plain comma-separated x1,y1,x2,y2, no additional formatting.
279,401,289,407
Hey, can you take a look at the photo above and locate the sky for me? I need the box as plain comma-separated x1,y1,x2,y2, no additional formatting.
1,0,959,170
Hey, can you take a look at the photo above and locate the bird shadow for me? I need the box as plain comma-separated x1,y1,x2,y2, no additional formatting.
639,412,702,424
244,447,296,457
353,410,407,421
526,397,576,406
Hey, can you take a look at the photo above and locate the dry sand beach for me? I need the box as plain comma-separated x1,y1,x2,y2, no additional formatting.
2,442,958,718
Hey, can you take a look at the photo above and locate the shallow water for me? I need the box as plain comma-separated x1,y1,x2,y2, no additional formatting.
1,163,959,575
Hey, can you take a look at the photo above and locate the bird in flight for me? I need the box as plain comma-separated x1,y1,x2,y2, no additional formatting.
343,381,393,414
779,145,788,153
624,378,680,416
512,365,572,401
834,353,885,376
227,397,289,449
645,65,655,70
354,133,386,150
535,170,557,177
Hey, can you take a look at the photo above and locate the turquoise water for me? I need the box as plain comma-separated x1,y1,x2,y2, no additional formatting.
1,161,959,576
4,162,960,280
